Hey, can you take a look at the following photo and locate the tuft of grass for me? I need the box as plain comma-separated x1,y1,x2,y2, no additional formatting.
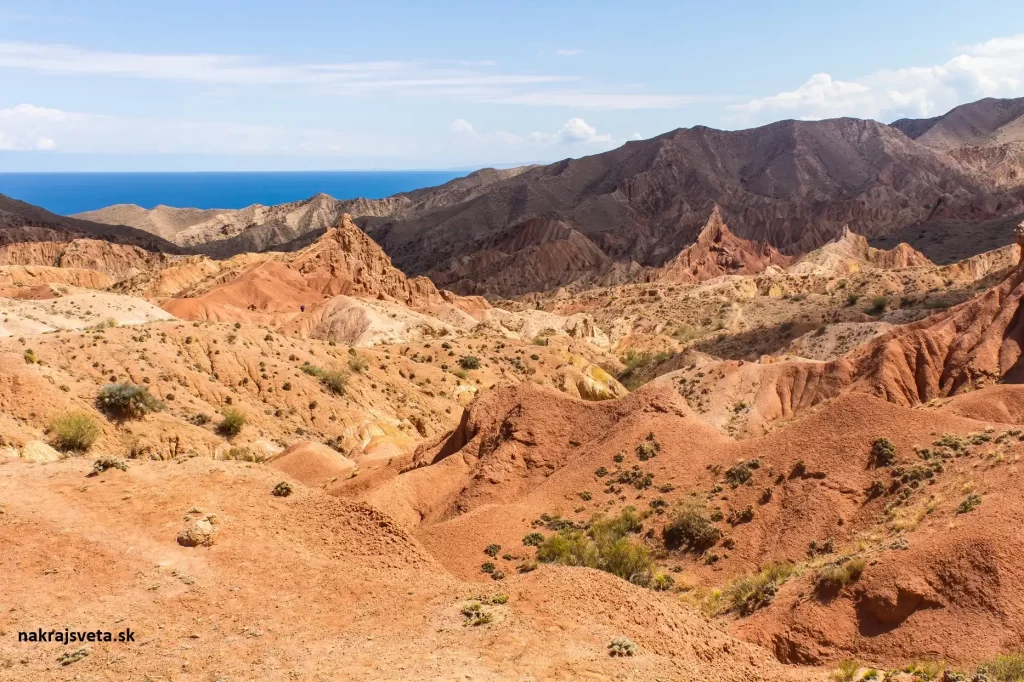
320,369,349,395
348,355,368,373
830,660,860,682
48,412,101,453
23,348,39,364
978,652,1024,681
218,408,247,437
815,557,866,596
97,383,164,419
722,562,795,615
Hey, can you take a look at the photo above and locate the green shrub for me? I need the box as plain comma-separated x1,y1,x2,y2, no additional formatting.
218,408,247,437
725,461,754,487
663,503,722,552
481,562,495,574
536,508,653,586
723,562,794,615
523,532,545,546
459,355,481,370
320,369,349,395
97,383,164,418
190,413,211,426
23,348,38,364
272,481,293,497
48,412,101,452
636,433,660,461
484,543,501,557
871,437,897,466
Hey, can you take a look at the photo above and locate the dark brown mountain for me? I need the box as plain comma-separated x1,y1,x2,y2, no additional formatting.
0,193,178,252
892,97,1024,190
360,115,1021,294
64,98,1024,296
891,96,1024,149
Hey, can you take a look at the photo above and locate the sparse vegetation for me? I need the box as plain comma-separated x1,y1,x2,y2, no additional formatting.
662,502,722,552
608,637,636,657
218,408,247,437
722,562,795,615
97,383,164,418
523,532,545,546
957,492,982,514
92,456,128,474
830,659,860,682
48,412,101,452
636,433,660,461
272,481,293,497
978,652,1024,681
483,543,501,557
348,355,368,373
458,355,481,370
320,369,349,395
871,437,897,467
536,508,653,586
460,602,493,626
815,557,866,596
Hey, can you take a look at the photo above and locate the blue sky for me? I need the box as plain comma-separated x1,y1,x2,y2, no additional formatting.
1,0,1023,170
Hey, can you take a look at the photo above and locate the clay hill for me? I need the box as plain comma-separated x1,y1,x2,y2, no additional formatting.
6,190,1024,679
74,98,1024,298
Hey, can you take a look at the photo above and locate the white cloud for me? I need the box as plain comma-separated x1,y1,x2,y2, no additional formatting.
729,33,1024,125
529,118,613,145
554,48,585,57
449,117,619,151
449,118,478,136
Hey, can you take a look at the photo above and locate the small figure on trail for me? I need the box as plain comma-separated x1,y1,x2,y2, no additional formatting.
300,305,306,313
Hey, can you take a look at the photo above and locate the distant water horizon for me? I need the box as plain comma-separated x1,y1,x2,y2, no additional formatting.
0,170,469,216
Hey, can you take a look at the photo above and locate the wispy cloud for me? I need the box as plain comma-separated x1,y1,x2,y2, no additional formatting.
485,91,730,110
450,117,618,149
0,41,712,110
728,33,1024,125
0,103,372,155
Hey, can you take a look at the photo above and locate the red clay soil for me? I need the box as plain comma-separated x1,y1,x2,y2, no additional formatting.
0,456,814,681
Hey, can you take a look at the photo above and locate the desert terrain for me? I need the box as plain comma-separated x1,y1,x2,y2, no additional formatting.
4,97,1024,681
